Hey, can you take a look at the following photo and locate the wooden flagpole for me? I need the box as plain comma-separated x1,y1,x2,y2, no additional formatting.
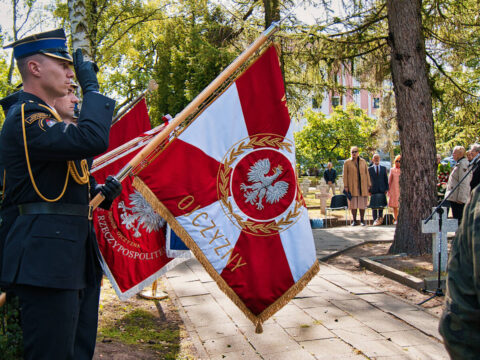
0,292,5,308
90,22,280,209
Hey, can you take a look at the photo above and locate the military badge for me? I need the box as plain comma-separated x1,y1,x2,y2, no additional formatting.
25,112,49,124
46,118,57,127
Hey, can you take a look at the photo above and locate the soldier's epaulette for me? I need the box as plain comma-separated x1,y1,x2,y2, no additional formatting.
22,100,57,126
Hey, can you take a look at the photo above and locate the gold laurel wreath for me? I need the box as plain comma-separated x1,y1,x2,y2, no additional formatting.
218,135,301,235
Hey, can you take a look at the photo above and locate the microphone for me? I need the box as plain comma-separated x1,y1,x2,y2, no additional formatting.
469,153,480,167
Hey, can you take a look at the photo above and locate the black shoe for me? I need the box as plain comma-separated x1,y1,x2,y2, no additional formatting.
351,221,358,226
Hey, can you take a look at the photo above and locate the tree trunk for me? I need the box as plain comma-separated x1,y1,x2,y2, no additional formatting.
386,0,437,255
7,0,19,85
68,0,93,60
262,0,280,28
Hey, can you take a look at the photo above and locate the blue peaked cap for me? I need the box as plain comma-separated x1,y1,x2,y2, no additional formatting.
3,29,72,63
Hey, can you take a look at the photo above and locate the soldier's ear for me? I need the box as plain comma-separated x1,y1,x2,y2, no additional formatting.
27,59,42,78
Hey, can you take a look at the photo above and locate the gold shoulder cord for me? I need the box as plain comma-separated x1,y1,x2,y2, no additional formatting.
21,103,90,203
38,104,90,185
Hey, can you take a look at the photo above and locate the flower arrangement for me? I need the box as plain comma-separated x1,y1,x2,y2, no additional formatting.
437,162,451,196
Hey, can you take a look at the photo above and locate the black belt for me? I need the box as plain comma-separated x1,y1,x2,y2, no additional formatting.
18,203,93,220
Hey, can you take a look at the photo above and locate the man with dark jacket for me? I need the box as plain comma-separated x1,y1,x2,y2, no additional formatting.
368,154,389,226
323,162,337,195
469,143,480,191
0,29,121,359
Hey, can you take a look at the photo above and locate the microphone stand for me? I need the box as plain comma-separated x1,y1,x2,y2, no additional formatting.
418,157,479,305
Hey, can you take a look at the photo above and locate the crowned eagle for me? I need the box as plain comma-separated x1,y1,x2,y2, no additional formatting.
119,190,165,238
240,158,289,210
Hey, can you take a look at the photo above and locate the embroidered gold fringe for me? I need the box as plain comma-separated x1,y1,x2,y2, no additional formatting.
133,176,320,333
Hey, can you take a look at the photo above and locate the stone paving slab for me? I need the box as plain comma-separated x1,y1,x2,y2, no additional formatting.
384,329,439,347
283,324,335,342
164,224,449,359
299,338,365,359
313,226,395,260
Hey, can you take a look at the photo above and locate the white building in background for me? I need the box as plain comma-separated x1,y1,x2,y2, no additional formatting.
292,63,382,133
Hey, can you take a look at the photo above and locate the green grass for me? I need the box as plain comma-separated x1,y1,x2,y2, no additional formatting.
401,266,427,277
98,308,180,359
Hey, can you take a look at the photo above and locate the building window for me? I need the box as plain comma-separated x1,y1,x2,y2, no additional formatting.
353,89,360,95
373,97,380,108
331,96,340,107
312,97,319,109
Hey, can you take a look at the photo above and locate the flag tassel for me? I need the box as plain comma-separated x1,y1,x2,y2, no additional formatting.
255,322,263,334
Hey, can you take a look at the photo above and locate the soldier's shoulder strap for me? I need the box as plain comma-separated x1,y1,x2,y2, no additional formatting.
22,100,62,126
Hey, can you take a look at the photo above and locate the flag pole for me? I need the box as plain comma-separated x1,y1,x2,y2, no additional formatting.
90,22,280,209
111,80,158,126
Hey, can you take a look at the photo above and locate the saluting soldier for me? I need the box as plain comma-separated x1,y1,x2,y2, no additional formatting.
55,79,80,124
0,29,121,359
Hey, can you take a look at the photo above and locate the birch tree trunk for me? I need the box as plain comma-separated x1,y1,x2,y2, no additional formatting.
386,0,437,255
68,0,92,60
262,0,280,28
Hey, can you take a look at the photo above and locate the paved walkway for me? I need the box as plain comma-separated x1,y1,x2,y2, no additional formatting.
313,225,396,260
164,225,448,360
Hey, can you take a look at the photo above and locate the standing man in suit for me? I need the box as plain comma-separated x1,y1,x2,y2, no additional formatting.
368,154,389,226
0,29,121,359
323,162,337,195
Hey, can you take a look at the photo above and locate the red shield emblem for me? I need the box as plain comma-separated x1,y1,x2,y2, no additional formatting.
218,134,302,236
231,148,296,220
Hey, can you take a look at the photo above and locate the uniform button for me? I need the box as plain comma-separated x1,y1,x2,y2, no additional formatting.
105,102,110,109
56,230,60,235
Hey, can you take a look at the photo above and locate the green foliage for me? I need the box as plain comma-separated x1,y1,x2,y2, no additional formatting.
294,104,376,171
53,0,239,126
146,1,238,125
0,55,18,127
0,294,23,359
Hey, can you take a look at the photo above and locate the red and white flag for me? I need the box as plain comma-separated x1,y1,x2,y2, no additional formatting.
92,99,189,300
132,45,319,329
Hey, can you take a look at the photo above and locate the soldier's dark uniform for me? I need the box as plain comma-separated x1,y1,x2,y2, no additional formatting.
0,90,22,291
0,30,116,359
439,185,480,359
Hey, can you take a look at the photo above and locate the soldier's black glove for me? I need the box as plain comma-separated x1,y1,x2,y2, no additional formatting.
99,176,122,203
73,49,99,94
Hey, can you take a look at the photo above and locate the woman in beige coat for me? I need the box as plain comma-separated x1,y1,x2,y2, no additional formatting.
343,146,371,226
445,146,472,224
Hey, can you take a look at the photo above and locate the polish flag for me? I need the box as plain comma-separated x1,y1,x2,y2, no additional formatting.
91,99,188,299
133,45,319,329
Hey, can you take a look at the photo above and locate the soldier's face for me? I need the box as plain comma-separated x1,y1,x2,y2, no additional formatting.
55,86,79,123
39,56,75,98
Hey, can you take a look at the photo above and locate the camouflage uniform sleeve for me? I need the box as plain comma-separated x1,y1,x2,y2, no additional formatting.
439,186,480,359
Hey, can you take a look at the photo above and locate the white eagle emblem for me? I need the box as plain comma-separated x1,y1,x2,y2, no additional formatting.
240,158,289,210
118,190,165,238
